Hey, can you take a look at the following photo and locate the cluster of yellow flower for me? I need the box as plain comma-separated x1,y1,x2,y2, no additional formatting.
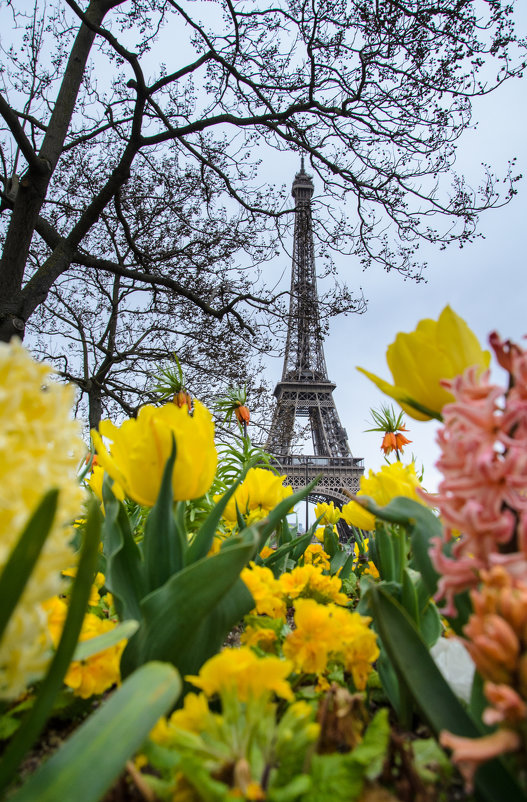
302,543,331,570
43,595,126,699
241,557,349,621
0,341,85,700
283,598,379,690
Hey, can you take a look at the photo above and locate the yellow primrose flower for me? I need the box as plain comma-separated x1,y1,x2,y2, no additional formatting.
240,625,278,652
0,341,85,700
186,647,293,702
148,715,173,746
91,400,217,507
303,543,331,571
314,501,341,526
330,606,379,691
169,692,212,734
283,600,378,688
241,563,286,619
357,305,490,420
44,600,126,699
219,468,293,525
283,599,334,674
279,564,348,606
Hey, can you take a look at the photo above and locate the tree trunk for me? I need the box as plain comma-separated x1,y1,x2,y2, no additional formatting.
0,0,121,343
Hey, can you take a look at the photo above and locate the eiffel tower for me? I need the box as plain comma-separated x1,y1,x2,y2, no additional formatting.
266,160,364,511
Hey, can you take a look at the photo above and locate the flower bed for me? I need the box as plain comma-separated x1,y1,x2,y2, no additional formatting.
1,306,526,801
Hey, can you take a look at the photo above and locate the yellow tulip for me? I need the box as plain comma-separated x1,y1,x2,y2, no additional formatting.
91,400,217,506
357,305,490,420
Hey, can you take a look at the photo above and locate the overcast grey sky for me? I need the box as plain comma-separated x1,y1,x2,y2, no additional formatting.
265,5,527,495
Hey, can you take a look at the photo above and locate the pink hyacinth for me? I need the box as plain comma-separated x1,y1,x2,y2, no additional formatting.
424,334,527,611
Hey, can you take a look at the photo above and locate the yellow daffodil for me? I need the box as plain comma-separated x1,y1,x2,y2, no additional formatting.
342,461,425,530
357,305,490,420
341,500,376,531
91,400,217,507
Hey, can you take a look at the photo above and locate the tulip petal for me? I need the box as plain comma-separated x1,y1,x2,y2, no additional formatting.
437,306,491,377
356,368,439,421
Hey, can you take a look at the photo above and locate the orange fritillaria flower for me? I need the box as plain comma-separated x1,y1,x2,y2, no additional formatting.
380,427,412,455
235,404,250,425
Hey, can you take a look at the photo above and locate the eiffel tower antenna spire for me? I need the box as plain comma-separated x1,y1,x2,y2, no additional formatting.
266,162,364,511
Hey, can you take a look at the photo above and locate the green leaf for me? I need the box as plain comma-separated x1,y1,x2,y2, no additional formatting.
375,524,395,582
73,620,139,662
337,551,355,581
121,530,258,676
143,439,182,592
323,525,339,558
362,497,441,596
412,738,452,785
419,602,442,648
304,751,365,802
261,530,313,572
9,662,181,802
350,707,391,780
368,586,526,802
186,464,251,564
102,481,146,621
329,549,348,576
176,577,254,687
0,490,58,646
401,568,419,625
0,501,101,795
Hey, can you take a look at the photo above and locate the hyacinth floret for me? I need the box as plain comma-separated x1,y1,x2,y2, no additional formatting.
0,341,85,699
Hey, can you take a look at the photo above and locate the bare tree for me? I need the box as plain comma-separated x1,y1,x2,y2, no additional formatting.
0,0,524,347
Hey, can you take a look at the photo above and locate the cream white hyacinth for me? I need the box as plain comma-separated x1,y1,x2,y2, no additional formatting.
0,340,85,699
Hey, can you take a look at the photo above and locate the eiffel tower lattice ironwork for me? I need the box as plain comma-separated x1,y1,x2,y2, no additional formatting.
266,160,364,508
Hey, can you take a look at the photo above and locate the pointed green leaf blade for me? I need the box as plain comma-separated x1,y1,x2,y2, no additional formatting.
101,482,146,622
0,501,101,795
143,439,182,592
122,531,258,675
0,490,58,645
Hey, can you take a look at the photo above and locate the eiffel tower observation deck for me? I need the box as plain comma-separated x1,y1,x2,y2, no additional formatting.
266,160,364,508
